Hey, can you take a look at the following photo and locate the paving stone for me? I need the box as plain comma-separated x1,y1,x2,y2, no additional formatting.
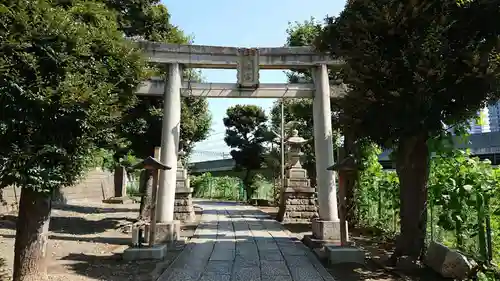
234,255,260,267
283,255,312,267
275,236,294,242
214,241,236,251
232,266,261,281
191,243,215,254
170,258,207,270
235,230,252,236
261,276,293,281
259,250,284,261
205,261,234,275
159,201,336,281
236,244,259,257
200,273,231,281
280,246,307,256
257,241,280,251
288,266,323,281
210,249,236,260
236,240,256,246
236,239,257,245
170,250,208,269
163,268,203,281
260,260,291,276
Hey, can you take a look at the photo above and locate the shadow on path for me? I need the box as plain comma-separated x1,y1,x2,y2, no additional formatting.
1,214,134,236
52,204,138,214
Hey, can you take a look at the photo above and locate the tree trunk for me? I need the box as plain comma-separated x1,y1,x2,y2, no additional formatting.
344,171,358,226
13,188,52,281
343,131,358,226
138,170,153,221
392,133,429,263
243,169,253,200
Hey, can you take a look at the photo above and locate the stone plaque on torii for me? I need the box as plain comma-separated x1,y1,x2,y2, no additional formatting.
237,48,260,89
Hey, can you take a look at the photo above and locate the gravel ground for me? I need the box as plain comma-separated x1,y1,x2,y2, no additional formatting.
0,201,200,281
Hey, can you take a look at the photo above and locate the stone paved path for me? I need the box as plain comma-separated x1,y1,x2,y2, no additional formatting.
158,201,335,281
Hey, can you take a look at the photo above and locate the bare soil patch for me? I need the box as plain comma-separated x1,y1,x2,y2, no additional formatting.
0,202,201,281
258,206,449,281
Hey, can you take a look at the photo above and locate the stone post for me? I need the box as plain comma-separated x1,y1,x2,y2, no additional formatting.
155,63,181,242
277,130,318,223
174,150,195,222
113,165,127,198
311,64,343,241
102,166,131,204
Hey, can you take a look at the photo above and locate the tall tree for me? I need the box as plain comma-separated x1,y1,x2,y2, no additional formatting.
318,0,500,262
100,0,211,161
119,86,211,160
223,105,271,199
0,1,147,280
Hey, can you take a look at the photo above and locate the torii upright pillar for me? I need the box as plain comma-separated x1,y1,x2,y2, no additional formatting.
155,63,181,242
311,64,345,242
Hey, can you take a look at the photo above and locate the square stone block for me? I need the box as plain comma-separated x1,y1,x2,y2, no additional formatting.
145,221,181,244
286,168,308,179
175,188,193,194
122,244,167,260
312,219,347,241
176,168,187,179
283,187,316,193
326,245,365,265
285,178,310,188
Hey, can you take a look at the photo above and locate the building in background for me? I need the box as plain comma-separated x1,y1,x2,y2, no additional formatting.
468,106,491,134
488,101,500,132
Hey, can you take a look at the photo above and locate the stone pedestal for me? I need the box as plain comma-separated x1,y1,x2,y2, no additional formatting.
123,244,167,261
311,219,346,241
327,245,365,265
174,188,195,221
278,186,318,223
174,155,195,222
145,221,180,244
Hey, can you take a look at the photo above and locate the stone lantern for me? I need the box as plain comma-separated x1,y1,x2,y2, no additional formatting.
286,129,308,177
277,129,318,223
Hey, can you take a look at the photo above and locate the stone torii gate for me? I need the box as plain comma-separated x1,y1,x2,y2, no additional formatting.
135,41,347,241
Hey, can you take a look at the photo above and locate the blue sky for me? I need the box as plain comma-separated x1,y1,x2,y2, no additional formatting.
164,0,346,162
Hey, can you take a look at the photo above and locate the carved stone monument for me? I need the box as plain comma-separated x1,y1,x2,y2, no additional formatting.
173,150,195,222
277,130,318,223
102,166,132,204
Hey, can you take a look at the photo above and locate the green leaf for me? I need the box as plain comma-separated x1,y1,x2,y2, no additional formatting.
463,184,473,193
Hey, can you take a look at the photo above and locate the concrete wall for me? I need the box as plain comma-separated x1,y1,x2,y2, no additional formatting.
1,168,114,214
